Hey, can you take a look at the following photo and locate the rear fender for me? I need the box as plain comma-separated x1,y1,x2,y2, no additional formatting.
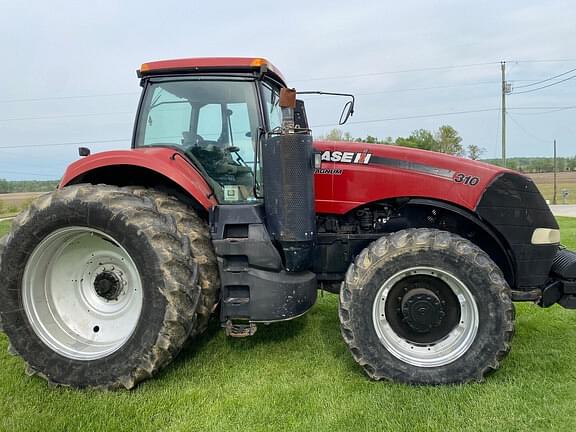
59,148,218,211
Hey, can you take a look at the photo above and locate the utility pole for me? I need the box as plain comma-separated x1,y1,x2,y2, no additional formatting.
553,139,557,205
500,61,511,168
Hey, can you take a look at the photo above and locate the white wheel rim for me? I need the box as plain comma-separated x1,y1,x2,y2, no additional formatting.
22,227,143,361
372,267,479,368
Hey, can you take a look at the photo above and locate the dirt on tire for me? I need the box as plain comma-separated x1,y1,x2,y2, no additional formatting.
128,187,220,337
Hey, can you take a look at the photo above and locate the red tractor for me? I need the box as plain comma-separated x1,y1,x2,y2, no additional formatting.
1,57,575,389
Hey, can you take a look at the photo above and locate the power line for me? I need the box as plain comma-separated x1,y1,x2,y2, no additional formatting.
298,81,501,99
512,74,576,95
0,138,130,150
0,92,138,104
312,108,499,128
514,67,576,89
293,59,576,83
0,60,572,105
508,105,576,110
507,113,548,143
313,104,576,128
1,104,572,148
511,58,576,64
0,59,574,104
292,62,500,82
511,106,576,115
0,111,134,123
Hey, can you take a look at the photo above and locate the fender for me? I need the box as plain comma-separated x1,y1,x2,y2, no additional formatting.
406,197,516,287
59,147,218,210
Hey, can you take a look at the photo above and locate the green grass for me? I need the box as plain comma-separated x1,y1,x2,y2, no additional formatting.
0,220,575,431
537,183,576,205
0,221,10,237
0,201,31,219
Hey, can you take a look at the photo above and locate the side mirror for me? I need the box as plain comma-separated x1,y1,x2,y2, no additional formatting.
78,147,91,157
279,88,297,132
339,100,354,125
294,99,309,129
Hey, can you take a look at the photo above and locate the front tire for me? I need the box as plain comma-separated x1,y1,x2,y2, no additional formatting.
339,228,515,385
0,185,201,389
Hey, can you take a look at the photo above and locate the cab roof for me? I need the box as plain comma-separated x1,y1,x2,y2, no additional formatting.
138,57,286,85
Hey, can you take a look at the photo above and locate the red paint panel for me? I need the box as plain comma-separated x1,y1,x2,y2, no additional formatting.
59,147,218,210
313,140,509,215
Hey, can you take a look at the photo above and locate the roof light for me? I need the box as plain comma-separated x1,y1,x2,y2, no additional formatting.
250,58,268,67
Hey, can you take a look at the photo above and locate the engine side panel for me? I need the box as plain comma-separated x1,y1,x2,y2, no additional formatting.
313,140,507,214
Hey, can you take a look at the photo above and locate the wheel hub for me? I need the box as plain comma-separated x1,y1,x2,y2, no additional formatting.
400,288,445,333
373,267,479,367
94,271,123,301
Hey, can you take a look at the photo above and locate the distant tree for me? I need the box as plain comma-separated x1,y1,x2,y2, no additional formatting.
435,125,463,156
325,128,344,141
323,128,354,141
467,145,485,160
323,125,465,152
0,179,8,194
396,129,437,151
507,160,519,171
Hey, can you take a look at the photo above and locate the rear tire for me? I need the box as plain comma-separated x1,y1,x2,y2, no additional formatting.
339,228,515,385
0,185,202,389
128,187,219,337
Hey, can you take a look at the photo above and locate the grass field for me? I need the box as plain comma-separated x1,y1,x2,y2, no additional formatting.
0,219,575,431
0,193,42,217
527,172,576,205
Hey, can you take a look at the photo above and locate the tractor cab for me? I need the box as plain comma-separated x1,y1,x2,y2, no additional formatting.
134,58,288,204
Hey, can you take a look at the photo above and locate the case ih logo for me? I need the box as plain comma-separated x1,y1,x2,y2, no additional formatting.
321,151,372,164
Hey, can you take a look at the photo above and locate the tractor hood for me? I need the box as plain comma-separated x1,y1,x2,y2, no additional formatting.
312,140,511,214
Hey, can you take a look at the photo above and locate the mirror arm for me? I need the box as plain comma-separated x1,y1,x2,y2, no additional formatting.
296,91,355,125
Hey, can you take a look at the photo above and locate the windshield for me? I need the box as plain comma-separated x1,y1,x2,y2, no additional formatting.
135,78,261,203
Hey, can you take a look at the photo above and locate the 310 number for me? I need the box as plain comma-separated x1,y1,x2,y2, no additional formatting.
453,173,480,186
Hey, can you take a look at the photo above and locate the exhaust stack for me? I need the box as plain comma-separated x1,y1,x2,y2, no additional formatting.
261,88,315,272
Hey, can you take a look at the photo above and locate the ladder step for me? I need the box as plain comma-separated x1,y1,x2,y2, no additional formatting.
223,320,257,337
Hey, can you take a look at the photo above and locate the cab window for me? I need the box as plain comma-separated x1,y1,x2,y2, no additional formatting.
135,79,261,203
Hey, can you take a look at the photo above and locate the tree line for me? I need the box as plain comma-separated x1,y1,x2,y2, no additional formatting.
321,126,485,160
0,179,59,194
484,157,576,173
320,127,576,171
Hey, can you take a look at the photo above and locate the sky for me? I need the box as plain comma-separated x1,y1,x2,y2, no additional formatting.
0,0,575,180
